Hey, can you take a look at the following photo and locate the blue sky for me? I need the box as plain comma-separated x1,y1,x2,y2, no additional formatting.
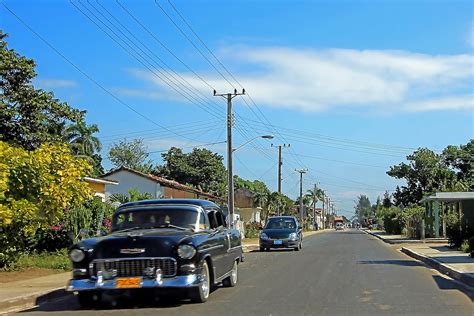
2,0,473,216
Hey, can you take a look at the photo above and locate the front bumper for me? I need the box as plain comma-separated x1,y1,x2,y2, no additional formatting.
260,239,299,249
67,274,202,292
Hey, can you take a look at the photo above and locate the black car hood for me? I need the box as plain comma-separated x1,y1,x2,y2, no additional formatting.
262,228,296,239
84,229,200,259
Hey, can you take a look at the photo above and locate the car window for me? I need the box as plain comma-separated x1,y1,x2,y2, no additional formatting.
112,207,198,231
208,211,218,229
215,211,226,228
265,218,297,229
199,212,210,230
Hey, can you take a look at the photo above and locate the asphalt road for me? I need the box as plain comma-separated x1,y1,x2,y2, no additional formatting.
20,229,473,316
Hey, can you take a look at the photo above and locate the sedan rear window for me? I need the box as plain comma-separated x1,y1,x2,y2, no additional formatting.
265,218,296,229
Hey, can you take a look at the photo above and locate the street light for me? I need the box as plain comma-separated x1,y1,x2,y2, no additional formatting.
228,134,274,229
232,135,274,152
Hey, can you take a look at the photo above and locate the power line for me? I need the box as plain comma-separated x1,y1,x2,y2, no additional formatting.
72,0,224,120
153,0,236,90
95,0,226,118
1,2,204,143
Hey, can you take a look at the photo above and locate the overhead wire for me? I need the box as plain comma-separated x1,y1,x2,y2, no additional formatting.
72,0,224,120
1,2,207,143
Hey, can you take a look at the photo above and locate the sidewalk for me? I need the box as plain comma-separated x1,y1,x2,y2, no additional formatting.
364,229,474,288
0,271,71,314
366,229,448,244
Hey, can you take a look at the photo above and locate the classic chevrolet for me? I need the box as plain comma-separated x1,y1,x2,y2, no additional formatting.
67,199,243,306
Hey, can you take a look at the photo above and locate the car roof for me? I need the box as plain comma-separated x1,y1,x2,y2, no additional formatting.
118,199,220,210
268,216,297,220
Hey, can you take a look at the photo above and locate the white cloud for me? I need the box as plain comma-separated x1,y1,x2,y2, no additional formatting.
403,95,474,112
131,46,474,113
36,79,77,88
468,23,474,48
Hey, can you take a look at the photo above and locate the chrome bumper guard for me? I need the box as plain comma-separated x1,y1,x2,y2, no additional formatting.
67,274,202,292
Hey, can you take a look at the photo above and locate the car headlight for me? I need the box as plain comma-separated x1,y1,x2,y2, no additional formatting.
260,232,269,240
70,249,85,262
178,244,196,259
289,232,298,240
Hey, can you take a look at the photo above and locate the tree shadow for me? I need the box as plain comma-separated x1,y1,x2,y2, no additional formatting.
431,255,474,264
431,246,455,252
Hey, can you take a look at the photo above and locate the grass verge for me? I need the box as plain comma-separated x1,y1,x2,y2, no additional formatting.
4,249,70,271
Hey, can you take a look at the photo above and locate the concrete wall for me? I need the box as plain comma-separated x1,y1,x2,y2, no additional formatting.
103,170,161,198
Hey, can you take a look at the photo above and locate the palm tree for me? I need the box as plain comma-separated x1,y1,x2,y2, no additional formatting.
64,120,102,159
109,188,153,205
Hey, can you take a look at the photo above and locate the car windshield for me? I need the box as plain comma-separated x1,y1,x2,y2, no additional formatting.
265,218,296,229
111,207,198,232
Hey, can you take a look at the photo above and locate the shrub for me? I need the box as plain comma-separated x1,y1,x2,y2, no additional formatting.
468,237,474,258
31,226,71,253
244,222,261,238
460,241,470,253
377,207,402,234
445,212,463,247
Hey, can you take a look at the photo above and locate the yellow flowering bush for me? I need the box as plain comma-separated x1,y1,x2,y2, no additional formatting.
0,141,93,267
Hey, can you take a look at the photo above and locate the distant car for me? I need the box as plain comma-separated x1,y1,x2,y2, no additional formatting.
259,216,303,251
66,199,243,306
335,222,344,230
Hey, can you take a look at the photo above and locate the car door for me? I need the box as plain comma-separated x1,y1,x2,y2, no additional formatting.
206,210,229,279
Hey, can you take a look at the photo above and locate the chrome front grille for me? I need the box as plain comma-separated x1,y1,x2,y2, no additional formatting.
91,257,177,278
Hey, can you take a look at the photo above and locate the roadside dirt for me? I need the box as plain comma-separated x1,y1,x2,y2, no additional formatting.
0,268,64,284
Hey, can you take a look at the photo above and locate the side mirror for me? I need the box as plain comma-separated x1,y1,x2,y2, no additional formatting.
298,226,302,230
258,227,263,230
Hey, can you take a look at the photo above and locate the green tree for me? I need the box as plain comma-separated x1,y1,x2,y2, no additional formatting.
156,147,226,196
382,191,392,208
442,140,474,190
0,31,83,149
355,195,372,224
64,120,103,175
108,139,154,173
387,148,455,206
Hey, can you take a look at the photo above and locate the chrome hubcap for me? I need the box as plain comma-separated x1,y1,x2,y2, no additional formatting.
201,263,209,298
231,262,238,283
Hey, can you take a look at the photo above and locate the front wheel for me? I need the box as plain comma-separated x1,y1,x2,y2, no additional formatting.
189,261,210,303
222,261,238,287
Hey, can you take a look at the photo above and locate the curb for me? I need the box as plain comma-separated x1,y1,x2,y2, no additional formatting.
0,287,70,315
363,230,447,244
400,247,474,288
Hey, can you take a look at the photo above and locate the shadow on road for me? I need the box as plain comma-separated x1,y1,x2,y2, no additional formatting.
358,260,423,267
432,275,474,302
20,290,198,313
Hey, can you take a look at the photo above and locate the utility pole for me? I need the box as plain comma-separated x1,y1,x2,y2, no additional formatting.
322,194,325,230
272,144,290,196
214,88,245,228
313,183,318,230
295,169,308,225
327,196,331,228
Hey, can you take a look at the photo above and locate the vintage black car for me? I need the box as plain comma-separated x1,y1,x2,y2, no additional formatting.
259,216,303,251
67,199,243,306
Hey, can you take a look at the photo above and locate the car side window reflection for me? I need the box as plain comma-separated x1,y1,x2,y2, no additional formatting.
208,211,218,229
199,212,210,230
215,212,225,228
